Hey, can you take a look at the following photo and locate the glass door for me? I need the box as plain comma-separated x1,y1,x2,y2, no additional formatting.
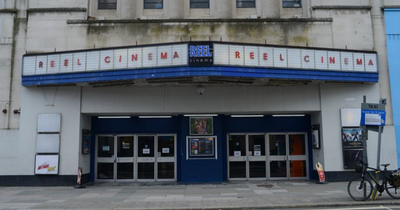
137,135,156,181
228,134,247,180
268,134,288,179
267,133,308,180
116,136,134,180
156,135,176,181
288,134,308,179
96,134,177,182
96,135,135,182
248,134,266,179
96,136,115,181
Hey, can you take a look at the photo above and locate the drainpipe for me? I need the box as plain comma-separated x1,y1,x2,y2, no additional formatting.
5,0,18,129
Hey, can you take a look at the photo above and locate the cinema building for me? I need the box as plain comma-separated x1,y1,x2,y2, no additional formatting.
0,0,399,185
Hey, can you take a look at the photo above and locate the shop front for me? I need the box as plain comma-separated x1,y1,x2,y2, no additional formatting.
19,41,380,184
88,115,311,183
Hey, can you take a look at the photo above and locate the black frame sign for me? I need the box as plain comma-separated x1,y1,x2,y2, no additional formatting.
188,42,214,66
187,136,217,159
343,148,364,169
82,129,91,154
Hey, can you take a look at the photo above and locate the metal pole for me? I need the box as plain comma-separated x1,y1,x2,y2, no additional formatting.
363,96,368,164
376,126,383,169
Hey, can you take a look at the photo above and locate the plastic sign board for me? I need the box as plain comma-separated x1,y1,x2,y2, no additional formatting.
188,42,213,66
360,103,386,126
35,155,59,175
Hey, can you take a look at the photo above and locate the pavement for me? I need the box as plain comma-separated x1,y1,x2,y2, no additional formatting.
1,181,400,210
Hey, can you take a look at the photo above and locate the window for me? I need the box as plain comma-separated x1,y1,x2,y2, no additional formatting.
282,0,301,8
190,0,209,8
144,0,163,9
98,0,117,10
236,0,255,8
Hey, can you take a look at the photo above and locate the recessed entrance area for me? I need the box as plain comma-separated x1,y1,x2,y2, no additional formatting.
228,133,308,180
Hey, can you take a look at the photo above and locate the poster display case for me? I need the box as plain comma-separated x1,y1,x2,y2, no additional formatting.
341,127,364,169
186,136,217,159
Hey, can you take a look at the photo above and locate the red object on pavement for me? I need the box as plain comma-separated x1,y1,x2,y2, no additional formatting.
316,162,328,184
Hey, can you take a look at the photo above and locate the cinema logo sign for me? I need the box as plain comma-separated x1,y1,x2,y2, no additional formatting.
213,44,378,72
22,44,188,76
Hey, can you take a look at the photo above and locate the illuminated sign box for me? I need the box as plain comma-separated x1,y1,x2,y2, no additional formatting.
22,42,378,76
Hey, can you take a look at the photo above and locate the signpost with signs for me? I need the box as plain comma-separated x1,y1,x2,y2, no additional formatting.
360,96,386,169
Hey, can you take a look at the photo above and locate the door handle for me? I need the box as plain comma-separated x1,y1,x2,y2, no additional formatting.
114,158,118,163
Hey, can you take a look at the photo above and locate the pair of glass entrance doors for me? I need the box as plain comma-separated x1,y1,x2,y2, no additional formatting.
228,133,308,180
96,134,176,182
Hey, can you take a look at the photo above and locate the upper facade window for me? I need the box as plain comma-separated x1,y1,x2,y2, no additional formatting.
98,0,117,9
236,0,255,8
144,0,163,9
190,0,209,9
282,0,301,8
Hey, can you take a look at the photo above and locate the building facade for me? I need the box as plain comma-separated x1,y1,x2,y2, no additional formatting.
0,0,399,185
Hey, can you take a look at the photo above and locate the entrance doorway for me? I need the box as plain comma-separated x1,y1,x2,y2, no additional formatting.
95,134,176,182
227,133,308,180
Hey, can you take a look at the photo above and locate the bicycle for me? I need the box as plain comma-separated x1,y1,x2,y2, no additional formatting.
347,160,400,201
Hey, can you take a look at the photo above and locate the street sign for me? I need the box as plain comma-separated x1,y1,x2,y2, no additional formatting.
360,103,386,126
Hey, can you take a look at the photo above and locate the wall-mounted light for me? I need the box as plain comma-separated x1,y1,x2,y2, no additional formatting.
272,114,305,117
138,116,172,119
184,114,218,117
98,116,131,119
2,109,6,114
231,115,264,118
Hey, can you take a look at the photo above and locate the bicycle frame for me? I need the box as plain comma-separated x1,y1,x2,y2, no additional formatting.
365,165,393,195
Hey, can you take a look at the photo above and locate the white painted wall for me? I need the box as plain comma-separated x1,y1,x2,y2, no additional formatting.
320,83,397,171
28,0,87,8
81,85,321,114
15,87,82,175
0,130,19,175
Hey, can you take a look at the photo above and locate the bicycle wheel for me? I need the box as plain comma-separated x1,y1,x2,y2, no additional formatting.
386,181,400,199
348,176,373,201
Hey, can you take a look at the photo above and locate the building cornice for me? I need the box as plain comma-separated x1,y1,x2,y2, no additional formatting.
67,18,333,24
382,6,400,10
27,8,86,13
0,9,18,14
311,6,372,10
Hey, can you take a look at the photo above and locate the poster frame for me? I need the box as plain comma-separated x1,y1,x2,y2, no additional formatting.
82,129,91,154
186,136,217,159
189,117,213,135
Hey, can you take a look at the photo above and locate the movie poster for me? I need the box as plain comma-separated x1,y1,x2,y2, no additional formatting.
190,117,213,135
342,127,363,148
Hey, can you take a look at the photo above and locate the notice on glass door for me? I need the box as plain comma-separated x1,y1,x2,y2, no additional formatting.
143,148,150,154
254,151,261,156
234,151,241,156
102,146,110,151
162,148,170,153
